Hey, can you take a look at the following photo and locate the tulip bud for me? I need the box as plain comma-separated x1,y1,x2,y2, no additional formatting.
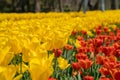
54,49,62,57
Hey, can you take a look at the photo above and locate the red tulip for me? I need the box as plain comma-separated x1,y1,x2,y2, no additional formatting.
99,77,112,80
96,55,105,65
48,78,56,80
113,70,120,80
99,67,109,76
94,38,103,47
72,30,77,35
53,49,62,57
81,30,87,35
96,29,102,35
84,76,94,80
72,62,80,70
77,36,84,41
78,59,93,69
76,53,88,60
104,27,109,33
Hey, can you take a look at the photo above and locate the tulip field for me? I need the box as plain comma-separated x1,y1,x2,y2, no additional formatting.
0,10,120,80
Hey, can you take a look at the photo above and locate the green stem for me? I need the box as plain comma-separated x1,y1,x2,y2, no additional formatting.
94,57,96,78
66,50,68,59
19,53,22,74
54,57,58,78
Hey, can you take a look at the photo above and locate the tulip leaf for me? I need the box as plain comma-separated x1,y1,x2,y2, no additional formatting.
77,73,82,80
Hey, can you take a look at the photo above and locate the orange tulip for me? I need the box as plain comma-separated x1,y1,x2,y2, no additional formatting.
99,67,109,76
64,44,73,50
78,59,93,69
96,55,105,65
76,53,88,60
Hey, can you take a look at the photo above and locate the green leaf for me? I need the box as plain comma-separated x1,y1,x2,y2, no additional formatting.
77,73,82,80
74,76,78,80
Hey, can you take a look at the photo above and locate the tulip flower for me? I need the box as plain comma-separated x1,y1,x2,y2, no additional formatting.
84,76,94,80
57,57,70,70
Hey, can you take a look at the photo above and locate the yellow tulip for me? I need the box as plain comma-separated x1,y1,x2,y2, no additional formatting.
29,54,54,80
87,31,94,37
0,46,13,66
0,65,16,80
75,40,81,48
6,38,22,54
57,57,70,70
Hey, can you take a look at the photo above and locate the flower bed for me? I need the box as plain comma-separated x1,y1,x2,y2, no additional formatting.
0,10,120,80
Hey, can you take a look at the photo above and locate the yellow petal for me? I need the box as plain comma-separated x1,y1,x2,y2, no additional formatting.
58,57,70,70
